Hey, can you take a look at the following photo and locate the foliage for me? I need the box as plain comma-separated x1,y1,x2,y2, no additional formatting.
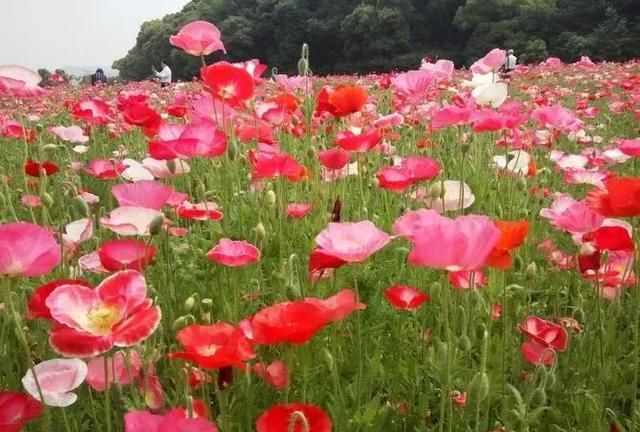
113,0,640,79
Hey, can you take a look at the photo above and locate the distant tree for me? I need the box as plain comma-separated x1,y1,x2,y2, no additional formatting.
37,68,51,83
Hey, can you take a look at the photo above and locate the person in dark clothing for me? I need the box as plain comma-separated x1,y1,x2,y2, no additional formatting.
91,68,107,86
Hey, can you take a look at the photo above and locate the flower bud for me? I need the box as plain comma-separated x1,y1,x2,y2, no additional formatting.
149,214,165,236
201,298,213,310
457,335,472,352
322,348,334,371
266,190,276,207
184,296,196,312
525,262,537,278
228,139,239,160
470,372,490,401
297,58,309,77
40,192,54,208
42,143,58,152
530,387,547,407
254,222,266,240
73,196,90,217
195,183,206,199
173,316,188,331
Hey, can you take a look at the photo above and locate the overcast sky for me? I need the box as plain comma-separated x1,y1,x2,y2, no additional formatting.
0,0,191,70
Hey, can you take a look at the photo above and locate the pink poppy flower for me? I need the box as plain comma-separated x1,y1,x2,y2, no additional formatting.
0,65,46,98
50,125,89,143
307,289,367,322
286,203,313,219
384,285,431,310
377,166,413,193
532,105,583,135
124,410,218,432
100,207,164,236
170,21,226,56
206,238,260,267
233,59,268,83
408,214,500,271
86,350,142,391
448,270,488,290
373,112,404,128
253,361,289,389
393,208,442,241
46,270,161,357
21,358,87,407
112,180,185,210
98,239,157,272
149,121,227,160
79,190,100,204
470,48,506,74
63,218,94,247
79,252,109,274
141,158,191,179
420,59,455,79
177,201,223,221
391,69,435,99
315,221,390,263
619,138,640,157
0,222,61,277
72,98,113,125
85,159,125,180
452,391,467,407
539,194,604,234
21,194,42,208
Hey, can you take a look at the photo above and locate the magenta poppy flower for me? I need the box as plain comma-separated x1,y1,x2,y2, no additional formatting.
393,209,442,241
206,238,260,267
518,316,569,366
315,221,390,263
22,358,87,407
377,167,413,193
45,270,161,357
86,350,141,391
85,159,125,179
408,214,500,271
0,222,61,277
124,410,218,432
149,121,227,160
470,48,506,74
384,285,431,310
112,180,185,210
170,20,226,56
98,239,157,272
619,138,640,157
539,194,604,234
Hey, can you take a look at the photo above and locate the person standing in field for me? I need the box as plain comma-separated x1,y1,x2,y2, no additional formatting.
152,60,172,88
504,50,517,73
91,68,107,85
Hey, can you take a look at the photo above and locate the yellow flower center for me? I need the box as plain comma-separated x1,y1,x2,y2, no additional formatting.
197,344,221,357
87,305,120,334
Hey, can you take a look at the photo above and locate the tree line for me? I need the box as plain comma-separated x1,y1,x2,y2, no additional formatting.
113,0,640,81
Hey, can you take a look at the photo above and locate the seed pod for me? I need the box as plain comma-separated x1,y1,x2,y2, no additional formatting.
470,372,490,401
73,196,90,217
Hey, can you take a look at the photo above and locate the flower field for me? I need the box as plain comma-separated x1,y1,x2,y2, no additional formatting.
1,22,640,432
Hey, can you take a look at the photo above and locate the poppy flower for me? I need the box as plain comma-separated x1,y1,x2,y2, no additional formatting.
421,180,476,213
452,391,467,407
123,103,162,136
168,323,256,369
149,121,227,160
393,209,442,241
112,180,185,210
591,226,634,251
376,167,413,193
307,289,366,322
253,360,289,389
167,105,187,118
518,316,568,366
256,403,332,432
315,221,390,263
206,238,260,267
71,98,113,124
318,148,350,170
24,159,60,177
85,159,125,180
98,239,157,272
201,62,254,107
586,176,640,217
448,270,488,290
619,138,640,157
470,48,506,74
326,84,368,117
540,194,604,234
124,410,219,432
62,218,94,248
27,279,93,320
177,201,223,221
142,158,191,179
408,214,500,271
308,248,347,275
21,358,87,407
249,148,307,182
170,20,226,56
100,207,164,236
286,203,313,219
335,128,381,152
21,195,41,208
86,350,142,391
0,391,43,431
45,270,161,357
0,65,46,98
384,285,431,310
486,221,530,269
0,222,61,277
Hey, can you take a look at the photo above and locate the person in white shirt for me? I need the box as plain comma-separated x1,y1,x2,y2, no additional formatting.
152,60,172,88
504,50,517,73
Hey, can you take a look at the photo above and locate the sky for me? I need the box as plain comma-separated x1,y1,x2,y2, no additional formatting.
0,0,191,71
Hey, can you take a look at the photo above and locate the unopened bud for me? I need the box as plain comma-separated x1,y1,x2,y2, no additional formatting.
457,335,472,352
525,262,537,278
149,214,165,236
297,58,309,77
266,190,276,207
42,144,58,152
322,348,334,371
254,222,266,240
184,296,196,312
516,177,527,190
40,192,53,208
530,387,547,407
173,316,188,331
73,196,90,217
470,372,490,401
195,183,206,199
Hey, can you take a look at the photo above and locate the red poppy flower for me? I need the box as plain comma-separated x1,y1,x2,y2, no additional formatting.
249,149,307,182
327,85,368,117
168,323,256,369
253,360,290,389
270,93,300,112
98,239,157,272
286,203,313,219
0,391,43,432
384,285,431,310
85,159,125,180
71,98,113,124
586,176,640,217
308,247,347,275
486,221,530,269
518,316,568,366
177,201,223,221
123,103,162,136
24,159,60,177
256,403,332,432
376,167,413,193
592,226,634,251
167,105,187,117
201,62,255,107
318,148,350,170
335,128,381,152
27,279,92,320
